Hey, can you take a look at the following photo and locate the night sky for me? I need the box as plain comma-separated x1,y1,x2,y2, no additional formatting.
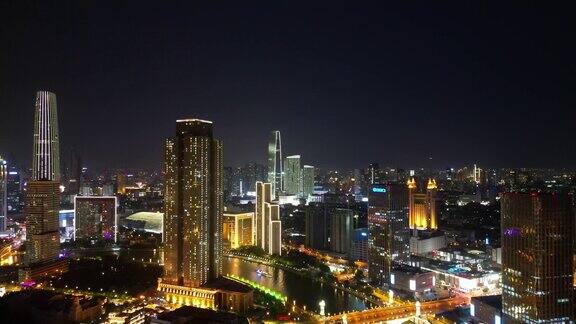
1,1,575,171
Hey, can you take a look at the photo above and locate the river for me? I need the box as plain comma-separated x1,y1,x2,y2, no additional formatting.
222,256,368,314
69,247,369,314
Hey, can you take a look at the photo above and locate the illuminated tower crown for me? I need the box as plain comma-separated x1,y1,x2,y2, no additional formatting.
426,178,437,190
407,178,417,189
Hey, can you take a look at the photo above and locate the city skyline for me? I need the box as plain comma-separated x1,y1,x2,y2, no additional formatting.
1,2,575,170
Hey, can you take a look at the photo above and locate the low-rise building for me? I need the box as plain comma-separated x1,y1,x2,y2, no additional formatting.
223,212,254,250
151,305,247,324
0,290,104,323
158,277,254,315
409,230,446,255
471,295,502,324
390,264,435,297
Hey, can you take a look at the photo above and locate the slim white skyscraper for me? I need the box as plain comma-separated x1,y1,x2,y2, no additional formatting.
32,91,60,181
25,91,61,264
255,181,282,255
267,130,282,199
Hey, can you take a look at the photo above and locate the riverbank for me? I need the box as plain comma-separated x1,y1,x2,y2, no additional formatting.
225,253,382,307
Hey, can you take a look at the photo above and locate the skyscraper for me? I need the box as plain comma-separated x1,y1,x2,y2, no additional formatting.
25,91,61,265
407,178,437,230
283,155,301,195
255,181,272,249
331,208,353,254
302,165,315,197
158,120,254,312
501,193,574,323
267,130,282,199
32,91,60,182
368,183,408,286
162,119,223,288
0,157,7,231
74,196,118,242
255,181,281,255
24,181,60,263
305,204,328,250
6,167,23,213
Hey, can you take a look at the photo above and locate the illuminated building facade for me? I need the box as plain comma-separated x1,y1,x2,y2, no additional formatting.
161,119,223,288
223,212,254,249
255,182,282,255
407,178,437,230
116,172,126,194
267,130,282,199
368,183,408,286
331,208,353,254
270,220,282,255
25,91,61,266
501,193,574,323
24,181,60,263
283,155,301,195
74,196,118,242
158,121,253,312
6,168,23,213
255,182,271,248
302,165,315,197
32,91,60,182
0,157,6,231
351,228,369,262
58,209,75,242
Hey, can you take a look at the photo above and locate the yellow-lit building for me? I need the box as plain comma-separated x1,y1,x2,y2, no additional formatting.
223,212,254,249
408,178,437,230
159,119,253,315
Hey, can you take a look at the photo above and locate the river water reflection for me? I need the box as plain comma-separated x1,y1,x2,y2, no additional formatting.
222,256,368,314
70,248,368,314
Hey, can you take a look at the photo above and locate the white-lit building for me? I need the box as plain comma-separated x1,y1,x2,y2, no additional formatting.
471,295,502,324
390,265,435,297
74,195,118,242
409,231,446,255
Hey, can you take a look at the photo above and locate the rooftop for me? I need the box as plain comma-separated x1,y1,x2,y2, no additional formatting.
155,305,244,323
176,118,213,124
125,211,163,233
202,277,253,294
472,295,502,310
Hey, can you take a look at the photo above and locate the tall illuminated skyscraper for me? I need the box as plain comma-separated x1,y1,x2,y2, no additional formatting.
162,119,223,288
501,193,574,323
24,181,60,263
302,165,315,197
331,208,353,254
255,181,272,248
267,130,282,199
283,155,301,195
25,91,61,265
32,91,60,182
0,157,7,231
368,183,408,286
255,181,281,255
